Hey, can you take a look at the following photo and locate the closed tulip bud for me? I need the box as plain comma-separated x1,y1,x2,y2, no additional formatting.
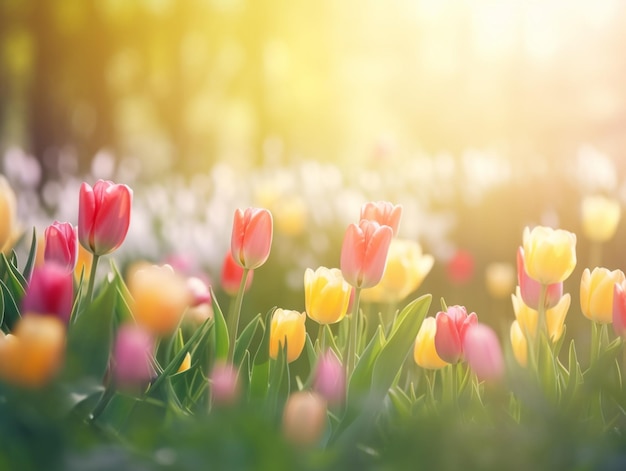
0,175,17,252
414,317,448,370
510,320,528,367
516,247,563,310
210,361,240,406
304,267,351,325
485,262,516,300
434,305,478,364
78,179,132,256
44,221,78,273
522,226,577,285
129,264,191,337
0,315,65,388
269,309,306,363
581,195,621,243
313,349,345,405
22,263,74,324
340,219,393,289
580,267,626,324
361,239,434,304
463,323,504,382
177,352,192,373
613,282,626,338
360,201,403,236
220,252,254,296
230,207,273,269
282,391,328,448
111,324,155,390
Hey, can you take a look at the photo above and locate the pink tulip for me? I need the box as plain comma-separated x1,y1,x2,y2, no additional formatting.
613,282,626,338
210,361,241,406
463,323,504,382
22,263,74,324
434,305,478,364
313,349,345,406
186,276,212,307
340,219,393,289
44,221,78,272
360,201,403,236
517,247,562,310
78,179,132,256
230,208,273,270
112,324,155,390
221,251,254,296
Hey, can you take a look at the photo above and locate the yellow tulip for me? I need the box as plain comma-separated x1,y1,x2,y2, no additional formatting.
361,239,434,304
0,315,65,388
581,195,621,243
304,267,351,325
129,264,191,337
512,286,570,342
0,175,17,252
511,287,538,337
177,352,191,373
580,267,625,323
510,321,528,367
485,262,515,299
413,317,448,370
522,226,577,285
270,309,306,363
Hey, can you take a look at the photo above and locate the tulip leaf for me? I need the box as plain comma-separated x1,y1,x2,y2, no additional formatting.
22,227,38,282
0,289,4,326
210,287,229,362
0,253,26,303
267,342,289,420
347,325,384,402
234,313,262,367
388,386,412,418
63,276,117,383
0,278,21,330
250,360,270,400
253,307,276,366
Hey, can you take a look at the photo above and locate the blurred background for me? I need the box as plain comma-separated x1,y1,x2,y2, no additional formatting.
2,0,626,347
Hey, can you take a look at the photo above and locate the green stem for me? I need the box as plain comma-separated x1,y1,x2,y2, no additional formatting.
346,287,362,379
85,253,100,303
317,323,325,353
89,383,115,424
227,268,250,363
591,321,600,367
534,283,548,361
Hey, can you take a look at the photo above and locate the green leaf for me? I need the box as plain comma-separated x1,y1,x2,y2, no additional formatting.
234,313,262,367
0,253,26,302
253,307,276,365
0,278,21,330
347,325,384,402
210,287,229,362
22,227,38,282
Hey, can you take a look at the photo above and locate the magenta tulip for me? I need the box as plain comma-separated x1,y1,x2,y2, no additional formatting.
230,208,273,270
313,349,345,406
463,323,504,382
44,221,78,273
111,324,155,390
78,179,132,256
434,305,478,364
22,263,74,324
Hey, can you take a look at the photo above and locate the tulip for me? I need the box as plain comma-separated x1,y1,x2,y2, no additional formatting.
580,267,626,324
413,317,448,370
446,249,475,285
511,287,570,342
129,264,191,337
44,221,78,273
221,251,254,297
186,276,212,307
78,179,132,256
269,309,306,363
177,352,192,373
522,226,577,285
0,315,65,388
210,361,241,406
304,267,351,325
581,195,621,243
340,219,393,289
361,239,434,304
485,262,515,300
516,247,562,310
111,324,155,390
463,323,504,382
22,263,74,324
360,201,403,236
433,305,478,364
313,349,345,405
613,282,626,338
0,175,17,252
282,391,328,448
510,320,528,367
230,207,273,270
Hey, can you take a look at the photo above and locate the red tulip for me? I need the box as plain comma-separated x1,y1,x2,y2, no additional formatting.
44,221,78,272
463,323,504,382
22,263,74,324
340,219,393,289
517,247,562,310
230,208,273,269
360,201,403,236
78,179,132,256
434,305,478,364
221,251,254,296
446,249,474,285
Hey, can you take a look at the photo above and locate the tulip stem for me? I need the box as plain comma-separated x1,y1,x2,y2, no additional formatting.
227,268,250,362
534,283,548,359
346,287,362,379
86,253,100,303
317,323,325,353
